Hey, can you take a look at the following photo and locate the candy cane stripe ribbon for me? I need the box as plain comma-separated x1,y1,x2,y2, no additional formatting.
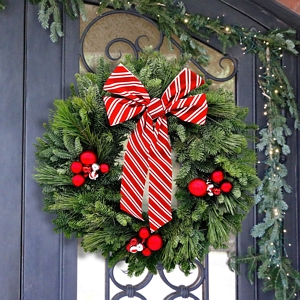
103,64,207,232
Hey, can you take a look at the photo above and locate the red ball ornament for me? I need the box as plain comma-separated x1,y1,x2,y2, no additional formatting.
210,170,224,183
220,181,233,193
79,150,97,165
142,248,152,257
146,234,163,251
129,238,138,246
99,163,110,173
126,243,131,252
70,161,83,174
138,227,151,239
212,187,221,196
188,178,207,197
72,174,85,187
82,165,92,174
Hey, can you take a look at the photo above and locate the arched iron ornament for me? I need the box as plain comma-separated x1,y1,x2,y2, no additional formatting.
108,260,154,299
79,10,238,82
106,259,207,300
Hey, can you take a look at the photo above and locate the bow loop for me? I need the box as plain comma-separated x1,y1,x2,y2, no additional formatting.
103,64,150,126
103,64,207,232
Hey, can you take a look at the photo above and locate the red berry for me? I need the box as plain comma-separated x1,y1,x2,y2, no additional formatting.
82,165,92,174
72,174,85,187
70,161,83,174
138,227,151,239
146,234,163,251
220,181,233,193
212,187,221,196
129,238,138,246
99,163,110,173
142,248,152,257
188,178,207,197
211,170,224,183
79,150,97,165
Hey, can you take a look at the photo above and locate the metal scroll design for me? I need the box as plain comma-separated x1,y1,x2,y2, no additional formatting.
79,10,238,82
106,259,207,300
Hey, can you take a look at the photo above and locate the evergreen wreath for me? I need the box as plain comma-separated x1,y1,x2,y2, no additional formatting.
34,49,260,276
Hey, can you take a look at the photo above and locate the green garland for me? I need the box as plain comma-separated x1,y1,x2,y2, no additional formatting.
2,0,300,298
34,49,259,276
0,0,5,10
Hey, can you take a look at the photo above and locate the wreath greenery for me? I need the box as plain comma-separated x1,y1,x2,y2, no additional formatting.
34,49,260,276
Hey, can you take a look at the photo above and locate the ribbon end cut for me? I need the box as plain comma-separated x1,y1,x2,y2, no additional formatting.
149,215,172,233
120,201,144,221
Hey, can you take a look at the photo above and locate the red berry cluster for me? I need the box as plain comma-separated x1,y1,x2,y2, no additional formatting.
70,150,110,187
126,227,163,257
188,170,233,197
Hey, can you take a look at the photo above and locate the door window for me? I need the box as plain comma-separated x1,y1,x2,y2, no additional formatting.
77,4,236,299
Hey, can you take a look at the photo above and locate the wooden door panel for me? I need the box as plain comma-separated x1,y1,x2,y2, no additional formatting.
0,1,25,299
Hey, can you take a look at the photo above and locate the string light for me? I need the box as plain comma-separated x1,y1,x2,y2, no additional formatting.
184,18,189,23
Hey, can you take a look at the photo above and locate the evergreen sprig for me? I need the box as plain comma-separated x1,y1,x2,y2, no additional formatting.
34,50,259,276
0,0,5,10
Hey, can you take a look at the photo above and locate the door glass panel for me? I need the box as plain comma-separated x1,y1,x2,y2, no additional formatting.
77,4,236,299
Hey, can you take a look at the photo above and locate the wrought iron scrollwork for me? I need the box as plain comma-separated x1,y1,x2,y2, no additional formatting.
80,10,238,82
157,260,205,300
106,259,207,300
108,260,153,299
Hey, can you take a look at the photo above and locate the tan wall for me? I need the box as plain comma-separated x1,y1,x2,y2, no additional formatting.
276,0,300,14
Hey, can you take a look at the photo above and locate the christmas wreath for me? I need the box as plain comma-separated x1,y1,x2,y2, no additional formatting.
34,49,260,276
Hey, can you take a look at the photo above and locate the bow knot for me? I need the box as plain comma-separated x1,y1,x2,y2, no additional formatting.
147,97,167,120
103,64,207,232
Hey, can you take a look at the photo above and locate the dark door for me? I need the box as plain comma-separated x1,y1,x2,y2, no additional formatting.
0,0,299,299
0,1,78,299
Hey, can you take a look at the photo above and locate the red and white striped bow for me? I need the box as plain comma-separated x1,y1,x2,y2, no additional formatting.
103,64,207,232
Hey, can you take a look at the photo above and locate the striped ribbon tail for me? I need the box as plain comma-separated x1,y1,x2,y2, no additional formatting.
148,117,173,232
